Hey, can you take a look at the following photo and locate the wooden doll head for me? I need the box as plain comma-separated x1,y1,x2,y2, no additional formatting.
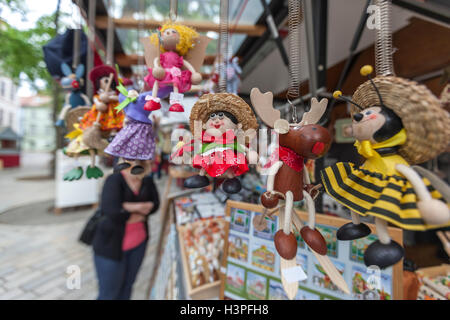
250,88,331,159
203,110,241,137
351,105,403,143
149,23,199,56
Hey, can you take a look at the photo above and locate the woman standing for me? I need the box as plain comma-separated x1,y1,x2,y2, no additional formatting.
92,160,159,300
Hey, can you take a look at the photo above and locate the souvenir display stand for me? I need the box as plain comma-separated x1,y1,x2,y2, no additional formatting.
54,149,100,213
148,166,227,300
220,201,404,300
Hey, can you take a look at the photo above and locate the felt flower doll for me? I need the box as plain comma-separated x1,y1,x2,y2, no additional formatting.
143,23,203,113
321,65,450,269
104,79,157,175
171,93,259,194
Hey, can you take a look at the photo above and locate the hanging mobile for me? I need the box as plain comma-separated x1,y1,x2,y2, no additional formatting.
321,0,450,269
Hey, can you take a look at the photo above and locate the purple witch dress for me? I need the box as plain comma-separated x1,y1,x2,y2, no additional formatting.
105,91,156,160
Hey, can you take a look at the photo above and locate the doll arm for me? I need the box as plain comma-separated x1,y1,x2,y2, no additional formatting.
264,161,283,192
152,57,165,80
396,164,450,225
183,60,202,85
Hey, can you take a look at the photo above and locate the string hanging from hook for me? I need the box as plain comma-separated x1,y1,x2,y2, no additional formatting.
286,0,304,122
218,0,230,93
169,0,178,22
136,0,146,92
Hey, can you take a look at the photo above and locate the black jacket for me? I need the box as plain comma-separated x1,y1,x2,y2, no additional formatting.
92,173,160,261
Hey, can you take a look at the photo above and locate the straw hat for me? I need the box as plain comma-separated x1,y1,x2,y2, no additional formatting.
66,107,91,132
190,93,258,132
352,76,450,164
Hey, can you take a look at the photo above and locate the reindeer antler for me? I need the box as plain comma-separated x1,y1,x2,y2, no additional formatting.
299,98,328,125
250,88,281,128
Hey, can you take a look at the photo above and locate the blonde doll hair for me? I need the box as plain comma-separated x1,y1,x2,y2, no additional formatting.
150,23,199,57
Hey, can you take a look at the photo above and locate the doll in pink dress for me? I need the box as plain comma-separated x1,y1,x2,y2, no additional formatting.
144,23,203,113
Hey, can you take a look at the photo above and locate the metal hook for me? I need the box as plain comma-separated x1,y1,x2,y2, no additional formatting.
169,0,178,22
287,96,297,123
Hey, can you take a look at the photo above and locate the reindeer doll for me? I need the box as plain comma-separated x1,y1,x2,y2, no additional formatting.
250,88,350,298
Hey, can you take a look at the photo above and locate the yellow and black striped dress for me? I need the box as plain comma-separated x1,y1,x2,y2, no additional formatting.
321,152,449,231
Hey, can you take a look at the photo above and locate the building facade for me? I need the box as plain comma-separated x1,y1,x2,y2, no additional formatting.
19,95,55,152
0,75,20,133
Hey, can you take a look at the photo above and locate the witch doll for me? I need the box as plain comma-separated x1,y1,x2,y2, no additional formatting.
321,65,450,268
171,93,259,194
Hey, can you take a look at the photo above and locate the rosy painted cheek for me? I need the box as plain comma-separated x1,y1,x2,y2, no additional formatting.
369,114,377,120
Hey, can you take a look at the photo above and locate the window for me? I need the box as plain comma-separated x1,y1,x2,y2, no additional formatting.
0,81,4,97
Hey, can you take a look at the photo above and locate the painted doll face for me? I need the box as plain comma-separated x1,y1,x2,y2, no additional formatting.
351,106,385,143
203,111,240,136
99,76,111,91
161,28,180,51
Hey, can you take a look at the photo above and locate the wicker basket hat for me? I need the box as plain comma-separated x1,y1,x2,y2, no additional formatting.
190,93,258,132
352,76,450,164
66,107,91,132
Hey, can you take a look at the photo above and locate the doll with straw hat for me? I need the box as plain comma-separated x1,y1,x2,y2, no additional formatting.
171,93,258,194
321,65,450,269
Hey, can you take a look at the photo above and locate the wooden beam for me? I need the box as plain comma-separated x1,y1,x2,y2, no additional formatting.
115,53,216,67
95,16,266,36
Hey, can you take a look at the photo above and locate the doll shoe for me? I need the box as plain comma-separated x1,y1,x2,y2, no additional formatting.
336,222,371,240
63,167,84,181
144,99,161,111
184,175,210,189
130,165,145,175
222,178,242,194
364,240,404,269
168,103,184,112
113,162,131,173
86,166,104,179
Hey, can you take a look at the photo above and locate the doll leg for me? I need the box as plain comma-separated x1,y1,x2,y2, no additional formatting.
144,81,162,111
222,169,241,194
299,190,328,255
336,211,371,241
168,84,184,112
184,168,210,189
86,150,103,179
363,217,404,269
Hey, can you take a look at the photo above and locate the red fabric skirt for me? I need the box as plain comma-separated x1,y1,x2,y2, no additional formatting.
192,149,248,178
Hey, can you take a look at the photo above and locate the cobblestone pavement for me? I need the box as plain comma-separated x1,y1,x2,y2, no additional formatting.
0,155,171,300
0,205,163,300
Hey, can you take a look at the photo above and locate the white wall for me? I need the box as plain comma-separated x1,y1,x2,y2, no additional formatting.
0,76,20,133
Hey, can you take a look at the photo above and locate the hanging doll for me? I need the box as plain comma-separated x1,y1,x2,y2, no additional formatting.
104,79,157,175
142,23,210,112
250,88,349,297
56,63,90,127
63,65,124,180
321,65,450,269
171,93,259,194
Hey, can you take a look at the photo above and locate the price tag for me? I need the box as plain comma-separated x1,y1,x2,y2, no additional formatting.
281,266,307,283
